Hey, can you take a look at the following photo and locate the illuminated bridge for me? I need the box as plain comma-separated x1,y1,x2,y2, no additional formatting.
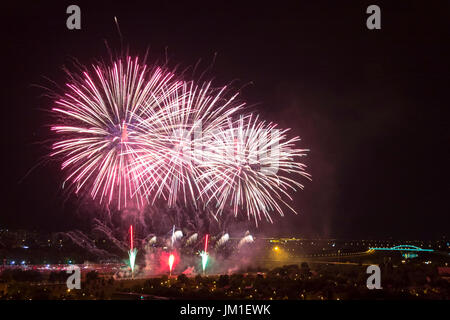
369,245,434,252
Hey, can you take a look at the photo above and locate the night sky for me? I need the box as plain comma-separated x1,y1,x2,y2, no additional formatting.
1,1,448,239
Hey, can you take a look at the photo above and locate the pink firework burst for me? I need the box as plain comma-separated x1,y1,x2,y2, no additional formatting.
51,56,180,209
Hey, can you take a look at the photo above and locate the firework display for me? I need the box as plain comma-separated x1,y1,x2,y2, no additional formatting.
51,55,309,226
49,53,311,277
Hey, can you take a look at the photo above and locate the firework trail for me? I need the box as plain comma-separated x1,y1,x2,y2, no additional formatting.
128,225,137,275
148,236,157,245
204,233,209,252
93,218,128,252
158,251,178,275
170,225,183,247
215,233,229,249
200,234,209,274
60,230,114,258
237,232,254,249
130,225,134,251
171,225,175,247
168,253,175,275
185,233,198,246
